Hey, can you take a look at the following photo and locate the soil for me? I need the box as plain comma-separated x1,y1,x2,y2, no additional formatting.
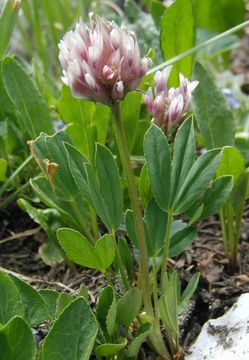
1,200,249,356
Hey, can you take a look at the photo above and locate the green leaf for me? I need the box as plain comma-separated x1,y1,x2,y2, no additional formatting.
55,292,75,318
179,273,200,314
84,162,114,232
64,143,91,202
159,272,179,335
160,0,195,85
139,163,152,207
59,85,110,159
0,158,7,181
216,146,245,185
30,132,91,232
96,338,127,357
193,0,245,33
144,124,171,211
117,288,142,328
0,272,24,325
2,57,53,138
39,289,59,320
95,144,123,231
200,176,233,220
172,149,222,214
230,172,249,237
0,0,21,59
151,0,167,28
9,275,48,327
169,226,197,257
57,228,115,272
96,286,117,337
144,198,167,257
126,323,152,358
192,62,234,149
117,237,133,283
79,284,88,300
0,316,36,360
39,298,98,360
125,209,138,248
121,91,142,152
170,117,195,205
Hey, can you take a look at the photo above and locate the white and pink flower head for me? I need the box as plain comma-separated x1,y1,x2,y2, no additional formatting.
58,14,152,105
144,66,199,134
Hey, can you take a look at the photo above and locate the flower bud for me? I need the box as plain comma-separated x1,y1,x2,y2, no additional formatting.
144,66,198,134
58,15,152,105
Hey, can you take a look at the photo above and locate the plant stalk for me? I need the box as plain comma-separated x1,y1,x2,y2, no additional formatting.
152,257,160,325
220,208,229,258
112,230,130,291
112,102,153,316
161,209,173,288
0,155,33,197
0,181,30,209
148,20,249,75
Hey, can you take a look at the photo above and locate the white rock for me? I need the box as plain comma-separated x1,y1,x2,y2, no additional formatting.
186,293,249,360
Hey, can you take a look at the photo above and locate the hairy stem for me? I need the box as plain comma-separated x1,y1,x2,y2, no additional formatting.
112,102,153,316
148,20,249,74
112,230,130,291
161,209,173,288
0,155,33,197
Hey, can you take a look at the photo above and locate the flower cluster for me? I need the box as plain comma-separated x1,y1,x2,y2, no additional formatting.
59,15,152,105
144,66,199,133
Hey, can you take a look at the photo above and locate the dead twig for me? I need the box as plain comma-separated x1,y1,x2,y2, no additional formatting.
0,227,41,245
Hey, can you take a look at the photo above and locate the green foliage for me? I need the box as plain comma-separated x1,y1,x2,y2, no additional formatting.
144,124,171,211
160,0,195,85
39,289,60,320
117,288,142,328
144,118,226,217
0,317,36,360
9,275,48,327
94,144,123,231
2,57,53,139
193,0,245,33
59,86,110,159
29,132,93,237
192,62,234,148
39,298,98,360
18,198,64,266
1,1,246,358
0,272,24,325
0,158,7,181
57,228,115,273
0,0,21,59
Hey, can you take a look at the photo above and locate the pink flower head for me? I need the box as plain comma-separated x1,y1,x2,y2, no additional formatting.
58,15,152,105
144,66,198,133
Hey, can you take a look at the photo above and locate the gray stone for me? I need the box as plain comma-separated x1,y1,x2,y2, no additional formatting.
186,293,249,360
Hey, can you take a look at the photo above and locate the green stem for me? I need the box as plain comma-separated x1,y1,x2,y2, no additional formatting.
160,209,173,289
0,181,30,210
227,203,238,270
0,155,33,197
112,102,153,317
227,203,235,262
112,230,130,291
220,208,229,258
148,20,249,75
152,257,159,325
103,271,114,287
